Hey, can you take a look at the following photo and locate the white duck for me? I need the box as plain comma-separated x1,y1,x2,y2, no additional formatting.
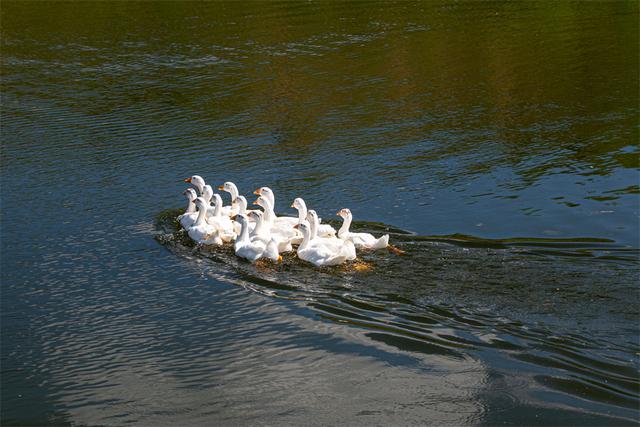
337,208,389,250
292,197,337,237
307,210,356,260
206,194,237,242
262,239,281,263
217,181,240,216
253,196,301,243
233,195,261,217
200,184,233,218
184,175,206,195
253,187,298,227
201,184,216,217
294,221,355,267
230,195,257,235
177,188,198,229
188,197,223,245
249,210,293,253
234,214,281,263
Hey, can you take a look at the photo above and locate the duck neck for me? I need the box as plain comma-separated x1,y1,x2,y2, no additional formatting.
195,182,204,195
194,205,207,226
262,198,275,224
266,192,275,211
229,184,239,202
298,230,311,250
309,215,318,240
297,200,307,224
251,215,267,238
338,213,352,237
213,196,222,217
236,198,246,215
203,189,213,206
185,198,195,214
238,220,250,244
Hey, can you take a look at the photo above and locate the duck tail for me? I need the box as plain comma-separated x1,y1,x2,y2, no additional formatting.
266,238,281,263
342,240,357,260
373,234,389,249
339,240,354,258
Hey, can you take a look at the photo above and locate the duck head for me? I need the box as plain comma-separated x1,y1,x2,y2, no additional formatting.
293,220,311,236
235,213,248,225
184,175,206,194
194,196,208,210
253,186,270,196
291,197,305,210
182,188,197,202
337,208,351,218
219,182,239,201
233,195,248,215
248,210,263,222
306,209,318,223
202,185,214,203
253,195,270,210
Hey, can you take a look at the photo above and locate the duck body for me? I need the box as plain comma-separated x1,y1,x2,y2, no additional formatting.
188,224,223,245
342,232,389,249
337,208,389,250
317,224,337,238
235,239,267,262
262,239,281,263
295,221,354,267
188,197,223,245
269,225,297,252
254,195,301,248
179,213,198,230
307,210,356,260
178,188,199,229
235,214,280,263
206,194,237,242
298,244,351,267
249,211,293,253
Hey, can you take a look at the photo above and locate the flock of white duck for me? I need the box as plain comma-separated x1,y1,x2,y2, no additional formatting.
177,175,396,267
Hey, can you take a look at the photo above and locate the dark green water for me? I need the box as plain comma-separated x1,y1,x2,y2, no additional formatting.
1,2,638,425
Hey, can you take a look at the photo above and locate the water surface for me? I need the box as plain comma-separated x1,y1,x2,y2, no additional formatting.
1,2,639,426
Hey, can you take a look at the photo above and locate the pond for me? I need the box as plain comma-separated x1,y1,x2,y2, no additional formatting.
1,2,638,425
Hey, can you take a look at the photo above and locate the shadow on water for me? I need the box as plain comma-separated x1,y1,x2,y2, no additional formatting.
155,208,639,422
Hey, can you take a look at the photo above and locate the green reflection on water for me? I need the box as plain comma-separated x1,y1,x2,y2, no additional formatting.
2,2,638,238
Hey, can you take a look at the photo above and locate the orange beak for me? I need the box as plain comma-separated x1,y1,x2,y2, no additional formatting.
277,255,283,263
293,224,300,230
252,200,260,206
218,185,224,190
253,188,261,195
336,211,341,216
290,203,295,208
184,177,192,183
